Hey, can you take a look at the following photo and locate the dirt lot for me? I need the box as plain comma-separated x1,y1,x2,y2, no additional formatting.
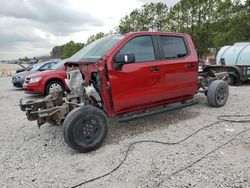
0,64,28,76
0,76,249,188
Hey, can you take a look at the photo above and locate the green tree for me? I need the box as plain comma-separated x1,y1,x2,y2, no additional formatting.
214,0,250,49
61,41,85,59
86,32,107,45
167,0,222,57
50,41,85,59
50,45,64,58
50,1,250,60
118,3,168,32
50,32,108,59
167,0,250,56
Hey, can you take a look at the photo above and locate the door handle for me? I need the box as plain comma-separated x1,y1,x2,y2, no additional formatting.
187,63,195,68
150,67,160,72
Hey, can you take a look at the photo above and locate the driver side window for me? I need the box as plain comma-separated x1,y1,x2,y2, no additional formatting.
117,36,155,62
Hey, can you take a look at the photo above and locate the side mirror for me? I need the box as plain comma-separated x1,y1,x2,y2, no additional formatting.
114,53,135,70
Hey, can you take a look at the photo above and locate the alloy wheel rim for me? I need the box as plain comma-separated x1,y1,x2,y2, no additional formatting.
217,87,226,102
49,83,62,93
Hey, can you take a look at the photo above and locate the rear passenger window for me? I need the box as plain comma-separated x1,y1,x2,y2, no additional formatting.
160,36,188,59
118,36,155,62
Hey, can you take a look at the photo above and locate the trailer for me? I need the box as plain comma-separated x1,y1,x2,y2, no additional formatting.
204,42,250,85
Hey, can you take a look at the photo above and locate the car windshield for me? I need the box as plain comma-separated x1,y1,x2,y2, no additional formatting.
50,34,124,70
30,64,42,71
26,65,33,71
50,59,69,70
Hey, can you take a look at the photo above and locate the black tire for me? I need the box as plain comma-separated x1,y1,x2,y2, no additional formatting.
63,105,108,153
207,80,229,107
45,80,64,95
228,72,237,86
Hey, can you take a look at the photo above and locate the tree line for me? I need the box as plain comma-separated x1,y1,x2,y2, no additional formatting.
51,0,250,59
50,32,106,59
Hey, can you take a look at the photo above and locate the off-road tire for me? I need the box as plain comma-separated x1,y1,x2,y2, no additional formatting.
45,80,64,95
63,105,108,153
207,80,229,107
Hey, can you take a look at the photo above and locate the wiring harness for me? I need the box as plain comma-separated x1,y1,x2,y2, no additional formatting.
71,114,250,188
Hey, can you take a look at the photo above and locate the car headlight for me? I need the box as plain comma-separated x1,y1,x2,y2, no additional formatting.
29,77,42,83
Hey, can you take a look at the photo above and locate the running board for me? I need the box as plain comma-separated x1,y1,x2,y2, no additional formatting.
118,100,199,122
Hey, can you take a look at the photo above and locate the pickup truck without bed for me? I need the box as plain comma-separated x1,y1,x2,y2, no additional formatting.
20,32,229,152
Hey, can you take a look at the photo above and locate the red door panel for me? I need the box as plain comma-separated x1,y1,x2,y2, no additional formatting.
159,60,198,100
109,61,162,113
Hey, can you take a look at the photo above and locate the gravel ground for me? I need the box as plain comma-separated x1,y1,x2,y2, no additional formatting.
0,77,249,188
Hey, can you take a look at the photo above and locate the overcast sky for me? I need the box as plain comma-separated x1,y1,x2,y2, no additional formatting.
0,0,179,60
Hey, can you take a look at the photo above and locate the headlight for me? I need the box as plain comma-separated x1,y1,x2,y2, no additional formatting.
29,77,42,83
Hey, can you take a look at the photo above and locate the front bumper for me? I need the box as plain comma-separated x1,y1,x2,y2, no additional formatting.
23,82,44,94
12,77,25,88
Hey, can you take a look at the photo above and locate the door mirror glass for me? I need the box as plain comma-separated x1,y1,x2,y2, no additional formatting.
114,53,135,70
115,53,135,64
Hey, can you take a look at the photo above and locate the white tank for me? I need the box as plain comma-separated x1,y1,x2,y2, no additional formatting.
216,42,250,66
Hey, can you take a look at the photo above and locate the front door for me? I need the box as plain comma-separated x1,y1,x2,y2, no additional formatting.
108,35,163,114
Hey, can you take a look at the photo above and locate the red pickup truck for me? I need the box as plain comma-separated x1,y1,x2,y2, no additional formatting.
20,32,229,152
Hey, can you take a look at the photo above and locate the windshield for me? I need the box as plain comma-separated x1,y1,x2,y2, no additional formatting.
26,65,33,71
50,34,124,70
50,59,69,70
30,64,42,71
70,35,124,62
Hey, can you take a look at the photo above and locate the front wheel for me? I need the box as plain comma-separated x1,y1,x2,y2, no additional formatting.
45,80,64,95
207,80,229,107
63,106,108,153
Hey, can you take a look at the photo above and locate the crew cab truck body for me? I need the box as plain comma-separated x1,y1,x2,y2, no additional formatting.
20,32,229,152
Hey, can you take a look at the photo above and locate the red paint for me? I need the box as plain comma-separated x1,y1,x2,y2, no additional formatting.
23,67,67,94
69,32,198,118
105,32,198,115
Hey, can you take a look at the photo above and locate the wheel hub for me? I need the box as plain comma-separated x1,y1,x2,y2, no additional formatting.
76,118,100,143
83,124,94,135
49,83,62,93
217,87,226,102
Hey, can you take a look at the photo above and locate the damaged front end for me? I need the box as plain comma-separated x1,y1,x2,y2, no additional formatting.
20,69,101,127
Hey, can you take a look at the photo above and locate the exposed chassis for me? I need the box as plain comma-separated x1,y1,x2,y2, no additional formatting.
20,70,228,127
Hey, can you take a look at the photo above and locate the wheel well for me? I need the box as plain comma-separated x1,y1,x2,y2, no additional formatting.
44,79,65,94
203,66,241,81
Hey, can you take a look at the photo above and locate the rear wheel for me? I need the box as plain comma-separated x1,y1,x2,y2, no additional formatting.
63,106,108,153
207,80,229,107
228,72,238,86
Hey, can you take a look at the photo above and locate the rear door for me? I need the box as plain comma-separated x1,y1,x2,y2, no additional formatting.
156,35,198,100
